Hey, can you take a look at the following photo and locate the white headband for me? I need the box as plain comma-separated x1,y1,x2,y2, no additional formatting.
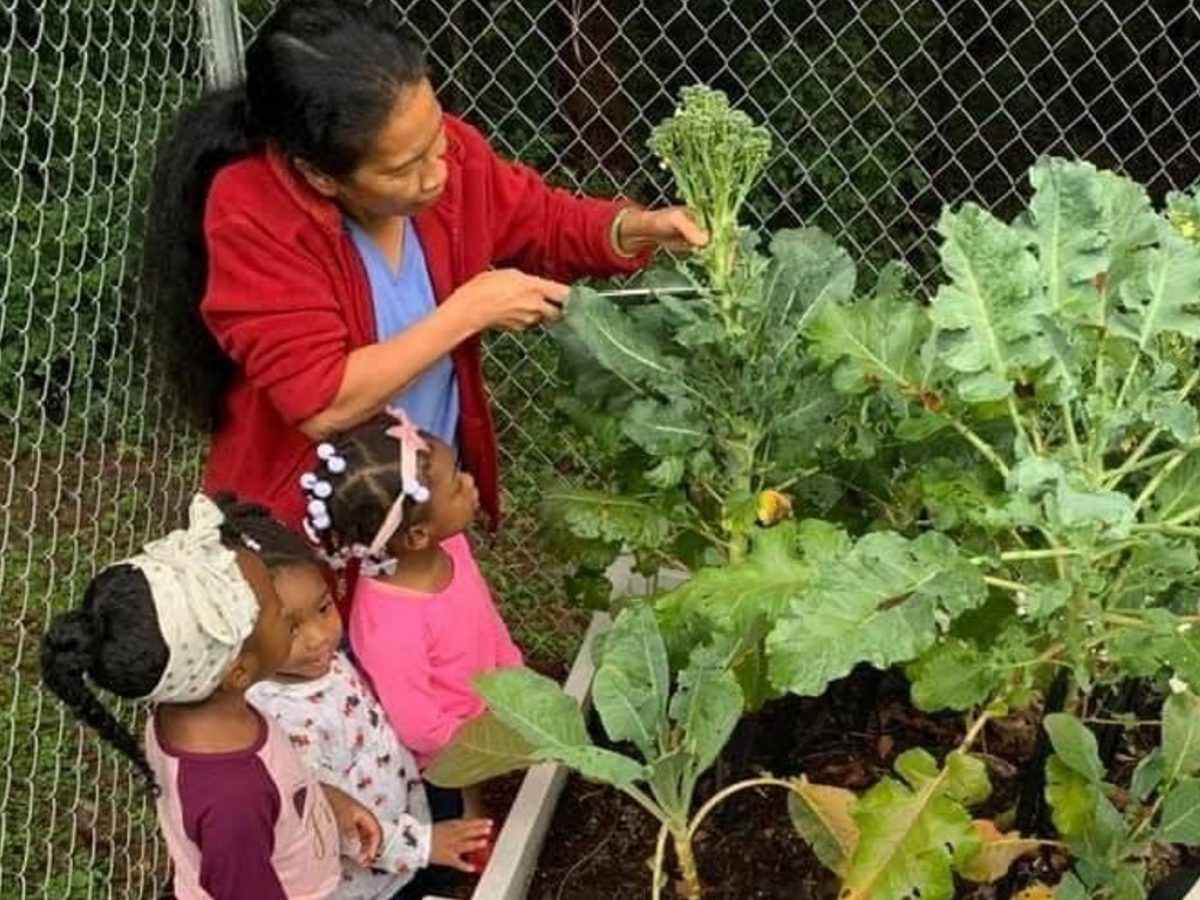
128,494,259,704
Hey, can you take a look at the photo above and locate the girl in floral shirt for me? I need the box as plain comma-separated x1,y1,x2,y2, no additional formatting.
233,500,491,899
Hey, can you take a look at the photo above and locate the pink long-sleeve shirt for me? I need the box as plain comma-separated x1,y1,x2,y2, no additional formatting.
348,533,523,767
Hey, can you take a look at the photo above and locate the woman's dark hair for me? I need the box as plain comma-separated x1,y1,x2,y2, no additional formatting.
214,492,317,571
39,495,297,791
142,0,428,431
309,415,433,557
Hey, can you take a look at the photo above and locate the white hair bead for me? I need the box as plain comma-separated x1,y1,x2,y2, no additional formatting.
313,480,332,499
316,443,336,460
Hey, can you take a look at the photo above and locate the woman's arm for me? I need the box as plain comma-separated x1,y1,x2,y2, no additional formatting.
203,219,566,440
301,269,568,439
458,119,704,281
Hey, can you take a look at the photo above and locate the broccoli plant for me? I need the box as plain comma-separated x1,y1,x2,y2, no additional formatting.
546,86,858,588
426,606,1035,900
647,85,772,297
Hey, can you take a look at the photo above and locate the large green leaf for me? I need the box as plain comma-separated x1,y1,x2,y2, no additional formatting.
620,398,708,456
840,758,980,900
767,531,988,696
806,290,930,397
474,668,649,789
1045,755,1100,838
424,712,537,788
475,667,591,750
1025,158,1110,323
907,640,998,712
561,287,684,390
766,228,857,336
657,521,822,637
1109,227,1200,351
1157,778,1200,843
535,745,648,788
1162,690,1200,782
929,203,1049,402
542,486,674,549
668,644,743,779
591,605,671,758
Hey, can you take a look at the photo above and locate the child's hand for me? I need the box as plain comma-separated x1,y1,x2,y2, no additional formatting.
321,783,383,866
430,818,494,873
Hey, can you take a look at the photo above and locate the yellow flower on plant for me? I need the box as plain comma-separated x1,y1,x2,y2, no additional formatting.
756,489,793,527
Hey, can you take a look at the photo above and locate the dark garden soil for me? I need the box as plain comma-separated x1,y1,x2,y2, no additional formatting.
515,667,1198,900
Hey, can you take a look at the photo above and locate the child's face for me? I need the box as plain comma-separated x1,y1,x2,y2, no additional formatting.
421,438,478,539
272,564,344,681
233,548,294,683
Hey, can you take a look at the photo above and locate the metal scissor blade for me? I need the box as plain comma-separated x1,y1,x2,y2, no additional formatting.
593,285,709,301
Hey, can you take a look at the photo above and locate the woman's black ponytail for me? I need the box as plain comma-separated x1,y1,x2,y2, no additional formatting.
142,0,428,433
40,565,169,793
142,86,256,433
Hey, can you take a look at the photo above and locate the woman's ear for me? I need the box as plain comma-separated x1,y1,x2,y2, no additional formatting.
293,158,340,198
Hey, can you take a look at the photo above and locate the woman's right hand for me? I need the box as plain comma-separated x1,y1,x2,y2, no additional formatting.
429,818,494,872
446,269,570,333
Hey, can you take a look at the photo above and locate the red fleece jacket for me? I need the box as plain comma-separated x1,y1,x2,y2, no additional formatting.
200,115,649,532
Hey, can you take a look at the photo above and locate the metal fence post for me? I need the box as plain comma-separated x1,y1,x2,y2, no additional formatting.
197,0,246,87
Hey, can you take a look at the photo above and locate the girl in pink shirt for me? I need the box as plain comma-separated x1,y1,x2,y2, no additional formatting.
39,494,382,900
301,410,524,824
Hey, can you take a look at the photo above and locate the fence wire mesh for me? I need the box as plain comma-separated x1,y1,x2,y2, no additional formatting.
5,0,1200,895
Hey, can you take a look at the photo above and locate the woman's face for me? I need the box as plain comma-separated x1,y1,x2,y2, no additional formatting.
272,564,343,681
333,78,449,222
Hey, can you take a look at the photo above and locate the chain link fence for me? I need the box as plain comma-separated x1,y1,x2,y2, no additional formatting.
5,0,1200,895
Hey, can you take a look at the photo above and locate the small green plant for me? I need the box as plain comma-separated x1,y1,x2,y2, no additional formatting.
1042,695,1200,896
426,607,1030,900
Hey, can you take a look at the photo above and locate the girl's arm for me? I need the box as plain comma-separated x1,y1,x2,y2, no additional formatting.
376,813,434,876
184,761,289,899
250,690,432,877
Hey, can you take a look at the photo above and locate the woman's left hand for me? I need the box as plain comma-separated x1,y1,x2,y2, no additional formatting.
322,783,382,866
615,206,709,255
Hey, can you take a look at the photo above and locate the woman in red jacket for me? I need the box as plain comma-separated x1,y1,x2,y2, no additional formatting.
142,0,703,536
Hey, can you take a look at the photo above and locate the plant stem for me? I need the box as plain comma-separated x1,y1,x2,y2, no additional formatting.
672,827,702,900
984,575,1028,594
999,548,1082,562
1106,371,1200,489
1131,523,1200,538
686,777,799,841
1007,396,1033,455
651,824,669,900
950,421,1011,478
1133,445,1196,513
1107,437,1200,488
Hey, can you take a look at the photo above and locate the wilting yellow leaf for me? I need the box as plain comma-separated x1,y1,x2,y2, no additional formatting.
1012,882,1055,900
787,775,859,876
959,819,1041,883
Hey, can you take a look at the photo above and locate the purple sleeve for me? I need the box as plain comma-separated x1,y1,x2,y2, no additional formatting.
179,756,289,900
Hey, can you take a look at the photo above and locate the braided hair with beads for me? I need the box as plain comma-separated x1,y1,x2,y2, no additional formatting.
299,411,434,574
